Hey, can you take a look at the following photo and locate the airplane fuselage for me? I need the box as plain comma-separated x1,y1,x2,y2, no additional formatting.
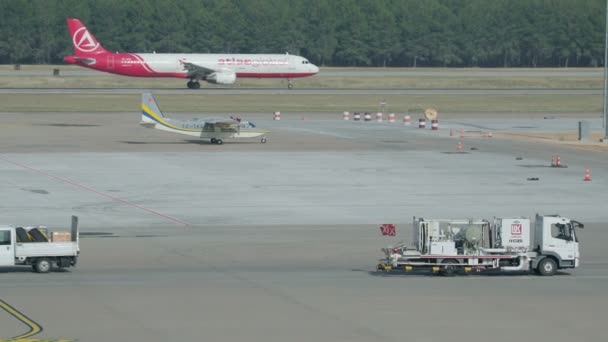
64,18,318,88
66,53,318,79
140,93,270,144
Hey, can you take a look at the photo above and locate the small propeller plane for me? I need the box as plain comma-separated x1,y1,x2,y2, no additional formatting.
140,93,270,145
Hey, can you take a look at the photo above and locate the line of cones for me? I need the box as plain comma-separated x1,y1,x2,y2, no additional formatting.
456,148,593,181
550,154,591,181
551,155,567,168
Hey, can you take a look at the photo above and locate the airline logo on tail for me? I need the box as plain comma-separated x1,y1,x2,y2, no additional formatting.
67,18,106,56
73,27,99,53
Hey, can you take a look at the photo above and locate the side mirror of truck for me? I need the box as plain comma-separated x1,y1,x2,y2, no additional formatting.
571,220,584,229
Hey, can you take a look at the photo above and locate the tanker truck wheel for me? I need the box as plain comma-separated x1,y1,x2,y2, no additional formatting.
440,259,459,277
537,258,557,276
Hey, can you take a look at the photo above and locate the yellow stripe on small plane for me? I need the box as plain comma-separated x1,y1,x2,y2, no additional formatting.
141,104,195,131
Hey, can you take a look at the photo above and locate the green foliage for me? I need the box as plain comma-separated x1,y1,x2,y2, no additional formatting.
0,0,605,67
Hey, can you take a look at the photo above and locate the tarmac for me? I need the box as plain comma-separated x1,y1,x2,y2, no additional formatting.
0,87,602,95
1,67,603,77
1,109,607,342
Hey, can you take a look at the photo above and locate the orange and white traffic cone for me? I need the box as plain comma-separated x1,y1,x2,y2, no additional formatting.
584,168,591,181
457,141,463,153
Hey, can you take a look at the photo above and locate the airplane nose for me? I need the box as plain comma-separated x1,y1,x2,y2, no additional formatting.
311,64,319,74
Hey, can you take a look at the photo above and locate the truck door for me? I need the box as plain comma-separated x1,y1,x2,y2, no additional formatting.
0,228,15,266
545,223,576,261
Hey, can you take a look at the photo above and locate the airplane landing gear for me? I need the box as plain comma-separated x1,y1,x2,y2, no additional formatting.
210,138,223,145
261,137,267,143
287,78,293,89
187,80,200,89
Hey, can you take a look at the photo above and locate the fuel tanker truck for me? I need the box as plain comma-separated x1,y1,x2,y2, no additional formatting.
376,214,583,276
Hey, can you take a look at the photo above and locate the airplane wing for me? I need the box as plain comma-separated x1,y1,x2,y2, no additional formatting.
180,61,216,78
204,119,240,129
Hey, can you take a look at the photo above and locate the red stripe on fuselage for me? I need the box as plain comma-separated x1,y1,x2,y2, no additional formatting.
128,53,155,73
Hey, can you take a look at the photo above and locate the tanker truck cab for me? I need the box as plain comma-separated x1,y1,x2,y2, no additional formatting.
533,214,583,275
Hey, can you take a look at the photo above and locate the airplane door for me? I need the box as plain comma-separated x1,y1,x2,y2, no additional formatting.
107,55,115,70
0,229,14,266
288,55,296,71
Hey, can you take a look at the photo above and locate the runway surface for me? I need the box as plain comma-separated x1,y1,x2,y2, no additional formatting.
0,87,602,95
1,111,607,342
1,67,603,77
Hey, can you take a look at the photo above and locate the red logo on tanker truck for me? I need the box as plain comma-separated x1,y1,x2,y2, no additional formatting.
511,223,523,235
380,224,396,236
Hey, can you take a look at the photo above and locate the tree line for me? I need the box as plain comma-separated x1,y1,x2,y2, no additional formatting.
0,0,605,67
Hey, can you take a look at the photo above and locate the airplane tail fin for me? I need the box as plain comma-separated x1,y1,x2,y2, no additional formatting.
141,93,166,126
67,18,108,56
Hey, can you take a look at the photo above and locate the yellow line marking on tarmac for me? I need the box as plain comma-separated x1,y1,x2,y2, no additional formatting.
0,339,74,342
0,299,42,339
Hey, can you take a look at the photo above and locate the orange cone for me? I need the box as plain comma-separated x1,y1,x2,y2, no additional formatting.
584,168,591,181
457,141,463,153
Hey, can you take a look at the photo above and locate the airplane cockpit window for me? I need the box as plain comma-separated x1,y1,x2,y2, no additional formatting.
302,60,309,64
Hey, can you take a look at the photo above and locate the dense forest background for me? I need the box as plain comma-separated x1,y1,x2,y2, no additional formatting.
0,0,606,67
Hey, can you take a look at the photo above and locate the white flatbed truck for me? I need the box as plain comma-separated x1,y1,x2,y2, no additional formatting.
377,214,583,276
0,216,80,273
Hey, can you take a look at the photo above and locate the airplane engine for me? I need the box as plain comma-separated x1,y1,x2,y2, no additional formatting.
206,71,237,84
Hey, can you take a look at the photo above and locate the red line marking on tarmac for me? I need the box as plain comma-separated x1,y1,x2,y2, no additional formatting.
0,156,190,226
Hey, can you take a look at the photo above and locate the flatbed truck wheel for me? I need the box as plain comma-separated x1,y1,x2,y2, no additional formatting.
34,258,51,273
537,258,557,276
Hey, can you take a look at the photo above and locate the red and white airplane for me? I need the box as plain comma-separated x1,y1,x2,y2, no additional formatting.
63,18,319,89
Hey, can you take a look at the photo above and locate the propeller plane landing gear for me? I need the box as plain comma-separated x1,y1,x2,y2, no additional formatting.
187,80,201,89
210,138,223,145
